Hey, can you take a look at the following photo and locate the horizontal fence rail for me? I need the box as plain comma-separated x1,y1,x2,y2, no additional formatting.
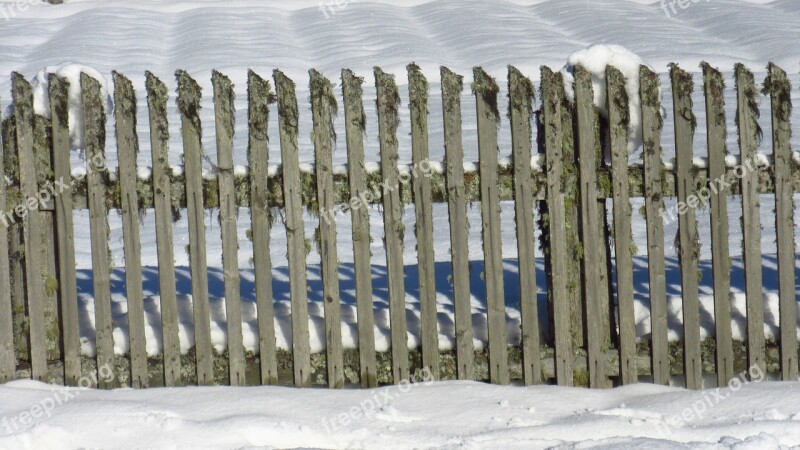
0,62,799,390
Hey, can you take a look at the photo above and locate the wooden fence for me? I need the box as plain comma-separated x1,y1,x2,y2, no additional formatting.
0,62,798,390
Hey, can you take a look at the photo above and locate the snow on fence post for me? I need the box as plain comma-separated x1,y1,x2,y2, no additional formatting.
473,67,509,385
508,65,541,386
50,74,81,387
12,73,49,382
639,65,669,386
407,63,440,381
247,70,279,386
176,70,215,386
701,62,735,387
113,72,148,388
146,71,182,387
573,66,607,389
764,63,798,382
440,66,474,381
309,69,345,389
341,68,378,388
540,66,572,386
375,67,409,384
0,91,13,384
81,72,116,389
273,69,312,388
606,65,637,385
734,64,765,378
669,64,702,390
212,70,246,387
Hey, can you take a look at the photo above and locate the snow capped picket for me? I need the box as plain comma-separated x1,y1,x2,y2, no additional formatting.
30,64,113,151
561,44,664,155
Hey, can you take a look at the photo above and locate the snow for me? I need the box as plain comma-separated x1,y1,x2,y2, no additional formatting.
2,379,800,448
561,44,663,155
30,64,113,151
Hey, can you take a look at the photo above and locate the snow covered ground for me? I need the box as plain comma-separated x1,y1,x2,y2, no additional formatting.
3,0,800,448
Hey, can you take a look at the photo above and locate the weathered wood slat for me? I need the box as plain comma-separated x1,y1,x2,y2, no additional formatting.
341,69,378,388
541,67,572,386
81,73,115,389
640,66,670,386
309,69,344,389
12,74,48,382
606,66,636,385
375,67,409,384
247,70,279,386
734,64,765,377
574,67,606,388
473,67,509,385
440,67,474,380
765,63,798,381
0,93,14,383
670,64,702,390
48,75,80,386
113,72,148,388
701,63,734,386
408,64,439,380
176,70,215,386
274,69,312,387
146,72,182,387
212,71,246,387
508,66,540,386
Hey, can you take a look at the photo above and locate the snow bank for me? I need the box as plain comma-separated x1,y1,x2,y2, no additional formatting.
30,64,113,151
561,44,664,156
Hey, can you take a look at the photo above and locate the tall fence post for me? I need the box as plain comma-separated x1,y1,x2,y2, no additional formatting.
508,65,540,385
0,92,14,383
247,70,279,385
734,64,765,378
310,69,345,389
606,66,637,385
375,67,409,384
440,67,474,380
176,70,214,386
147,71,182,387
702,62,734,386
765,63,798,381
274,69,312,387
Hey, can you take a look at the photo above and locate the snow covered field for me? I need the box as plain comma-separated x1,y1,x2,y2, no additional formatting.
3,0,800,448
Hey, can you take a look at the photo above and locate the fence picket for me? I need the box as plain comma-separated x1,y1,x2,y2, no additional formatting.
508,66,540,385
274,69,312,387
734,64,765,377
49,75,80,386
701,63,734,386
0,92,13,383
375,67,409,384
640,66,670,386
574,67,606,388
341,69,378,388
473,67,509,385
176,70,215,386
765,63,798,381
247,70,279,385
440,67,474,380
113,72,148,388
606,66,636,385
146,72,182,387
670,64,702,390
81,73,115,388
408,64,439,380
309,69,345,389
211,71,246,387
541,67,572,386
